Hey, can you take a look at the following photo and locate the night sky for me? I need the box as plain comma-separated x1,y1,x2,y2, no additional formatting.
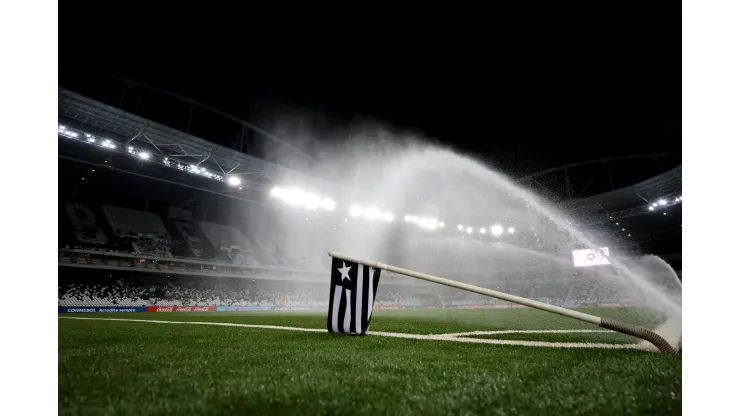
59,7,679,177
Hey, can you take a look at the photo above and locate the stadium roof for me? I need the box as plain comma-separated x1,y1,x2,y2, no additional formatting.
58,87,379,206
561,165,682,225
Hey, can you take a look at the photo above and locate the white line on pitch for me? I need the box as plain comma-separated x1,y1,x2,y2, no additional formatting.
59,317,653,351
440,329,612,337
59,316,326,332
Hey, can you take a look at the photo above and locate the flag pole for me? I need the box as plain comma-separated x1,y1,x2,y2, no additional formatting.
327,251,676,354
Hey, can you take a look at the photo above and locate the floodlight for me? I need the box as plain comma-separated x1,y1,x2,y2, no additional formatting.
227,176,241,186
320,198,336,211
304,193,320,209
364,207,380,220
350,205,363,218
283,189,306,206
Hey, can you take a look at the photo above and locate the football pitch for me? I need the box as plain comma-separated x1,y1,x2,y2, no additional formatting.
58,308,681,415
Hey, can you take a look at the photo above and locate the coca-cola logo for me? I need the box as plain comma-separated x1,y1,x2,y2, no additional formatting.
156,307,174,312
193,307,210,312
175,306,193,312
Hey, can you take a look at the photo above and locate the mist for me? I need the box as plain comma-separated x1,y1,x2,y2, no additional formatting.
224,112,682,346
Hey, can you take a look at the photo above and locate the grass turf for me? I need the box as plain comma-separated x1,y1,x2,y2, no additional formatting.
466,331,639,344
58,309,681,415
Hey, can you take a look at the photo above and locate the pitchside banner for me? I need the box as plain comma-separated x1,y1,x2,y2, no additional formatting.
216,306,322,311
58,306,147,313
217,306,271,312
146,306,217,312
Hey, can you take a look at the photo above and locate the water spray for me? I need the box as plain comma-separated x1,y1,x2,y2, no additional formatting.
328,251,676,354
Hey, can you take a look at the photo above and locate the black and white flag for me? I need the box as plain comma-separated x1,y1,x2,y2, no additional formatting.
327,257,381,335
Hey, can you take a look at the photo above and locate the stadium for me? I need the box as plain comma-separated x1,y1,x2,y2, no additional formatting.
55,71,682,415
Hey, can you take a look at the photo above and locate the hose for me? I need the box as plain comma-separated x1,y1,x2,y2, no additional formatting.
599,317,676,354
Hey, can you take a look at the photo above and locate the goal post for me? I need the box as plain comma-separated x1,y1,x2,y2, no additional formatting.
328,251,676,354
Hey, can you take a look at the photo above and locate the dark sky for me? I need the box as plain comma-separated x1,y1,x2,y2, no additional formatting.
59,6,679,176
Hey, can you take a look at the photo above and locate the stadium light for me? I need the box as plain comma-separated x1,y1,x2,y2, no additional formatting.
227,176,241,186
466,227,473,234
491,225,503,236
649,206,654,211
269,185,335,211
407,214,443,230
417,217,438,230
480,228,486,234
364,207,380,220
304,193,320,210
383,212,394,222
508,227,515,234
283,188,306,206
138,152,150,160
320,198,336,211
350,205,363,218
457,224,463,231
659,199,667,206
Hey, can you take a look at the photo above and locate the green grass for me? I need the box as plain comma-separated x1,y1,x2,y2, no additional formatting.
58,309,681,415
466,331,639,344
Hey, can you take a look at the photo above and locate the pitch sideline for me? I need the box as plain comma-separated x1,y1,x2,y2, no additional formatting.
59,317,654,351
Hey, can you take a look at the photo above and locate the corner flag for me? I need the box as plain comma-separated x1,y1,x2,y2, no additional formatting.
327,257,381,335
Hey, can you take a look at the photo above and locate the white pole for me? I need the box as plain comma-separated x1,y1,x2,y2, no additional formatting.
328,251,600,325
327,251,677,354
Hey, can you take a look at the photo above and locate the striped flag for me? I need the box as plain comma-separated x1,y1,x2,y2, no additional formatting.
327,257,381,335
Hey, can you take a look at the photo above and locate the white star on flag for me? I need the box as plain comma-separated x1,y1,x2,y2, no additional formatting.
338,262,352,283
